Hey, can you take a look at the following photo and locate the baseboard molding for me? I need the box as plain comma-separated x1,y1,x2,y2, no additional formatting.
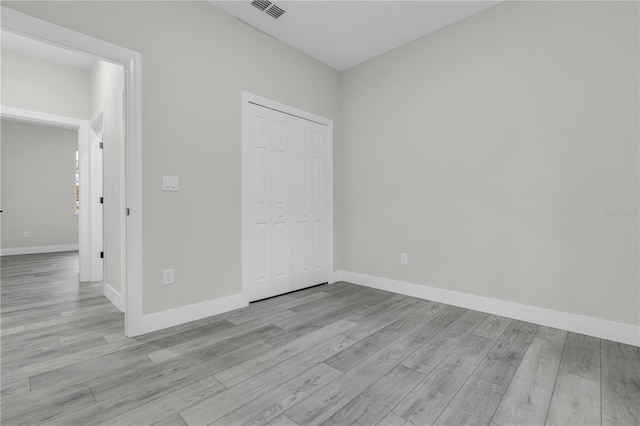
103,282,124,313
129,293,248,336
1,244,79,256
338,270,640,347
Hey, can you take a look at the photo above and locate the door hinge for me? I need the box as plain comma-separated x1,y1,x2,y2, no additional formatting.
100,251,104,259
100,197,104,204
126,208,130,216
99,142,104,149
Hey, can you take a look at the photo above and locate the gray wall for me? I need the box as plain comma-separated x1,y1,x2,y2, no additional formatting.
338,1,639,326
5,1,636,328
0,49,91,119
1,119,79,250
5,1,341,314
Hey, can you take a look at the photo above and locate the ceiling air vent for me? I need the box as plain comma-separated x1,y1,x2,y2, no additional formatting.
265,5,285,19
251,0,271,12
250,0,286,20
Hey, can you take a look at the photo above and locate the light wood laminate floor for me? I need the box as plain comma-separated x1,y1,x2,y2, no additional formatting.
1,252,639,425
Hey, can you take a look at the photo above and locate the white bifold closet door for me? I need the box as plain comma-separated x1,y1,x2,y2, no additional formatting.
246,102,329,302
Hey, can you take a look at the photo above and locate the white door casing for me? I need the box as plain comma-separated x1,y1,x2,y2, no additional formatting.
242,92,333,302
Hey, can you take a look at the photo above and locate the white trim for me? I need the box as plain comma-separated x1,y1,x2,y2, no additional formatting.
0,106,85,129
2,6,144,337
132,293,248,336
1,244,79,256
78,123,91,282
103,282,125,312
118,88,128,322
241,91,334,301
338,270,640,347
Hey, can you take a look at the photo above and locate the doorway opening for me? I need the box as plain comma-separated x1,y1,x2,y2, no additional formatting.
1,6,143,336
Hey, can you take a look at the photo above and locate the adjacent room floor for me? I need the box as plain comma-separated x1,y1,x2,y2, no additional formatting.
1,252,639,425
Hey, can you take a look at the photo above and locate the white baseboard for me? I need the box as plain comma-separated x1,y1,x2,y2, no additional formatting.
103,282,124,313
129,293,249,336
1,244,79,256
338,270,640,347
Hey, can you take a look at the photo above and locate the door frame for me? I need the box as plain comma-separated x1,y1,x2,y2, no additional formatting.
1,6,143,336
241,91,334,300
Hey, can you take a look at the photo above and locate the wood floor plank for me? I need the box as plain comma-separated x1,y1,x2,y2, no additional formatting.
342,296,435,341
285,335,425,425
0,378,30,397
377,412,411,426
402,309,487,375
214,319,356,387
3,336,108,371
47,375,224,426
27,347,155,391
559,332,600,382
104,377,224,426
146,319,282,364
324,308,440,372
263,290,395,347
473,320,538,388
393,334,496,425
602,398,640,426
321,364,425,426
224,292,328,325
265,414,299,426
212,363,342,426
274,294,376,329
92,336,272,402
1,387,96,425
153,414,188,426
535,326,568,344
179,333,358,425
433,376,505,426
473,315,512,340
491,337,564,426
546,372,600,426
2,327,176,384
601,340,640,407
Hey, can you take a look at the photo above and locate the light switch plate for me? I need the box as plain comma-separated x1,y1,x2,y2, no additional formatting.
163,176,179,192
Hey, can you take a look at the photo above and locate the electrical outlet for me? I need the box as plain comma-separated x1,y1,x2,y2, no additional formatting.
23,231,29,238
400,253,408,264
163,268,174,285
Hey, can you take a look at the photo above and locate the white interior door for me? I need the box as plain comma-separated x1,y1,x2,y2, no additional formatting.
244,99,330,302
84,111,104,283
92,128,104,282
246,103,293,301
293,122,327,290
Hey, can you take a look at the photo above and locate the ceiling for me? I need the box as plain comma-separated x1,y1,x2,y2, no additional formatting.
1,2,501,72
212,1,501,71
1,30,97,70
